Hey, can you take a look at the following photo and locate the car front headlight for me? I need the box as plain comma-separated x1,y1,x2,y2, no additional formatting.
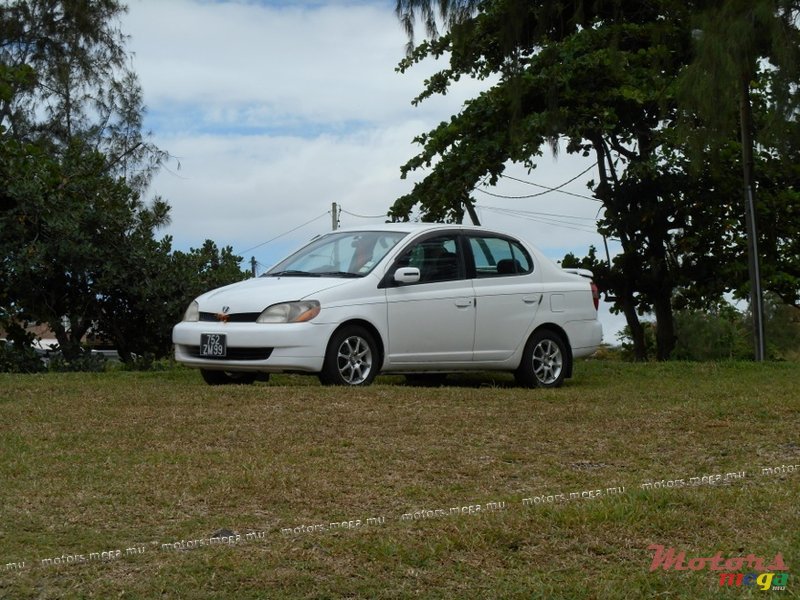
183,300,200,322
257,300,320,324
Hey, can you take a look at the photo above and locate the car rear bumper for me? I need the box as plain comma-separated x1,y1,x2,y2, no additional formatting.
566,319,603,358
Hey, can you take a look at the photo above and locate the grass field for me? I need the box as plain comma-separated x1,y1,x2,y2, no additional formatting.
0,361,798,599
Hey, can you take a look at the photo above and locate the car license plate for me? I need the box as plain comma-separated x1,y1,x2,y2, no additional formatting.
200,333,226,357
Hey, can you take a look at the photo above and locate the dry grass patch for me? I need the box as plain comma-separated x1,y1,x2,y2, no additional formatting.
0,361,798,598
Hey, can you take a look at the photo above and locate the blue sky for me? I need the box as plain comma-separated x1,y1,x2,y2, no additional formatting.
123,0,627,339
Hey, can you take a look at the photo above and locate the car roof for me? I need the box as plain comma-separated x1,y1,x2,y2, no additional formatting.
329,223,508,235
300,223,586,280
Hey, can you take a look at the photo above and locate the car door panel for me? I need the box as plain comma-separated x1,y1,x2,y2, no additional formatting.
472,279,541,361
467,235,542,362
385,281,475,364
383,233,475,366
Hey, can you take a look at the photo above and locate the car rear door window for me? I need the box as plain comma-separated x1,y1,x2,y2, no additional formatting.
468,236,532,277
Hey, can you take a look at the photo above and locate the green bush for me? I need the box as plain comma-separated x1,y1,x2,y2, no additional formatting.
672,310,751,361
761,298,800,360
0,343,47,373
617,309,749,362
48,351,107,373
615,297,800,362
117,353,173,372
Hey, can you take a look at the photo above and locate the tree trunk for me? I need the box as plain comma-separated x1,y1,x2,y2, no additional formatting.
52,320,79,360
110,319,134,363
653,295,676,361
620,290,648,361
464,198,481,225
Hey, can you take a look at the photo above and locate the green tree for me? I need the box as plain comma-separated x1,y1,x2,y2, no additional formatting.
0,0,167,191
1,133,248,362
0,1,187,363
95,239,249,361
392,0,800,360
393,0,696,359
1,139,171,359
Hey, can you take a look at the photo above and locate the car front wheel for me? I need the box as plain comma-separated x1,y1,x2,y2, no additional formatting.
200,370,260,385
515,330,568,388
319,326,378,386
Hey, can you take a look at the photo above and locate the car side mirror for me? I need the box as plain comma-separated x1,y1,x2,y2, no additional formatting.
393,267,420,284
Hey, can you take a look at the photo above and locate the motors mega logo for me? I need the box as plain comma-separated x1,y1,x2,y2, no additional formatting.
648,544,790,591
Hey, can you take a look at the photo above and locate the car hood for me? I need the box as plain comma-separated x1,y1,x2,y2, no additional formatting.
196,276,353,313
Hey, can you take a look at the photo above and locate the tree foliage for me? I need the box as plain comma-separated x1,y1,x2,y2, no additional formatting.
0,0,167,191
678,0,800,153
95,239,248,362
1,136,165,357
0,133,248,362
393,0,800,360
0,1,247,366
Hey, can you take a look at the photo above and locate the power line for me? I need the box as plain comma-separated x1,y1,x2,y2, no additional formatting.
340,208,388,219
476,186,598,201
475,163,599,201
480,205,599,222
237,211,329,255
504,162,597,190
480,206,598,234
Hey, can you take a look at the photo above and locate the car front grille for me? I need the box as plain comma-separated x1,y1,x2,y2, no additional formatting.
199,312,262,323
183,346,274,361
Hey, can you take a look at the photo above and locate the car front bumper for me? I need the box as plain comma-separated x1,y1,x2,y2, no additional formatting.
172,321,337,373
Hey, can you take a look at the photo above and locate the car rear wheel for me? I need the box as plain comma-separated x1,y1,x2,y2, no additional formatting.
319,326,378,386
515,330,568,388
200,369,260,385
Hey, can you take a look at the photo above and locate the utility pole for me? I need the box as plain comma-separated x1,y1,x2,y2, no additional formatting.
251,256,257,277
331,202,339,231
740,75,766,361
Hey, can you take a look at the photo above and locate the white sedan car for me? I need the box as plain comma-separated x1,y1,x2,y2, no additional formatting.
173,224,602,387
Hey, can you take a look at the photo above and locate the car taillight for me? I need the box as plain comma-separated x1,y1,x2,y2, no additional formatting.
590,282,599,311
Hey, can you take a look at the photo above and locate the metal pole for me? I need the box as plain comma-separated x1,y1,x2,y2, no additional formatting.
331,202,338,230
251,256,257,277
744,185,766,360
740,76,766,361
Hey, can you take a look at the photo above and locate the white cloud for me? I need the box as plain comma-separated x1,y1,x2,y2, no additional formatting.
126,0,479,130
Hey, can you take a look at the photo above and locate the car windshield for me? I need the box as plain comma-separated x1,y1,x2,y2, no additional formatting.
264,231,408,278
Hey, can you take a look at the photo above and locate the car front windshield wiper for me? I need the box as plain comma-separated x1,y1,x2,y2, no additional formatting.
315,271,364,278
267,270,321,277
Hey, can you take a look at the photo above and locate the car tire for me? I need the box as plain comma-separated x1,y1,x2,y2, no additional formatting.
515,330,568,388
200,369,259,385
319,326,378,386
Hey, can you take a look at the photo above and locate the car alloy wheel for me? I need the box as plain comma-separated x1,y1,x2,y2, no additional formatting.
320,326,378,386
531,338,563,385
515,330,568,388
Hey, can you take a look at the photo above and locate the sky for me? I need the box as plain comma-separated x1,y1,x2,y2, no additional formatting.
122,0,628,341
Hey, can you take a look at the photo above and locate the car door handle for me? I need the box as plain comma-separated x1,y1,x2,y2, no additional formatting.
454,299,473,308
522,295,542,304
